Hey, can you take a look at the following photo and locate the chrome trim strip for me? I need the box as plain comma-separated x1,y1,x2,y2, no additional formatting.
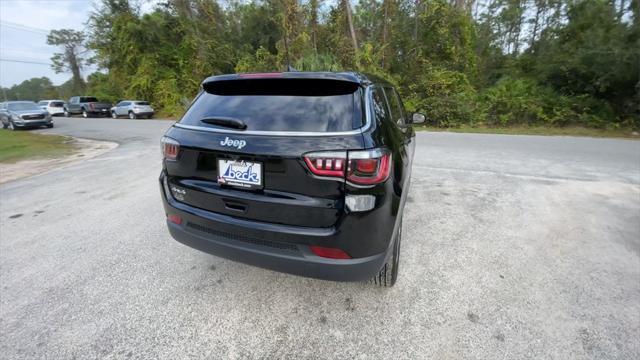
304,151,347,158
173,87,373,137
348,148,387,159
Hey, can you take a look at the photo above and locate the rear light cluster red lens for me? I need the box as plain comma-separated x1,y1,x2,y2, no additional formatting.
309,246,352,259
303,153,345,177
303,148,391,186
161,136,180,160
347,151,392,185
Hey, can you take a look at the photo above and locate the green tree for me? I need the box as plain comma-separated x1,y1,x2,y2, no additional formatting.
47,29,90,94
1,77,58,101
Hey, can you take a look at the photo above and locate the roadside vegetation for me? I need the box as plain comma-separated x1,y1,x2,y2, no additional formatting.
0,130,75,163
1,0,638,132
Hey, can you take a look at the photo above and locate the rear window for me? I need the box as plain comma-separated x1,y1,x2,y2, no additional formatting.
135,101,150,105
180,79,363,132
51,101,64,107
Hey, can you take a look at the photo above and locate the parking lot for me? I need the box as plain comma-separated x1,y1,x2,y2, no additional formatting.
1,117,639,359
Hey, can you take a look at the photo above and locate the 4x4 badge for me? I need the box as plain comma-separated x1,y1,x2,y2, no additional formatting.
220,136,246,150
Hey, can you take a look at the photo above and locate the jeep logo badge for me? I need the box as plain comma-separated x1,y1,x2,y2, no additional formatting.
220,136,246,150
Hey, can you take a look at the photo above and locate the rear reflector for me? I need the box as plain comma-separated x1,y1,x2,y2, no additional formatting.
345,195,376,212
161,136,180,160
167,214,182,225
309,246,352,259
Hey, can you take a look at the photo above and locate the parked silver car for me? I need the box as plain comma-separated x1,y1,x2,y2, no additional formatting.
0,101,53,130
111,100,154,119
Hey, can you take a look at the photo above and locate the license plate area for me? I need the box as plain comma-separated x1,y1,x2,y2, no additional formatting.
217,159,263,190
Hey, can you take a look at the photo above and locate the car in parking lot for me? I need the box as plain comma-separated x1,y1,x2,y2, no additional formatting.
64,96,112,118
37,100,66,116
160,72,425,286
0,101,53,130
111,100,154,119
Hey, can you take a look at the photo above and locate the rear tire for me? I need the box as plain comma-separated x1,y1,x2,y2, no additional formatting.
2,121,7,129
64,109,70,117
371,217,402,287
82,109,88,118
112,111,117,119
129,111,136,120
46,123,54,128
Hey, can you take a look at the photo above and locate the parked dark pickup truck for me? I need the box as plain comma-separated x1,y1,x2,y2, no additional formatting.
64,96,112,118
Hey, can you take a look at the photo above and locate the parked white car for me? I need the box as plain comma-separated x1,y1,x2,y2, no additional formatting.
37,100,66,116
111,100,154,119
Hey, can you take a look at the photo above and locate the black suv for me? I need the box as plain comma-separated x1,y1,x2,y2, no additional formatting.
160,72,424,286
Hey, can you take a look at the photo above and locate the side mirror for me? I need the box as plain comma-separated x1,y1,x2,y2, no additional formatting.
411,113,426,124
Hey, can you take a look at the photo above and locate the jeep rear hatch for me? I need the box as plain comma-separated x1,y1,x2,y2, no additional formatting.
163,75,366,228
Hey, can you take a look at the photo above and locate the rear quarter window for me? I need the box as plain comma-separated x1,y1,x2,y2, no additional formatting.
180,79,364,132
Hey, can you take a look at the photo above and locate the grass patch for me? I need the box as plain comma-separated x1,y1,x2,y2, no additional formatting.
0,130,76,163
415,125,639,139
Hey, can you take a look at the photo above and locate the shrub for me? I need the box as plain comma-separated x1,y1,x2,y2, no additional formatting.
480,78,576,126
479,77,621,128
403,66,479,127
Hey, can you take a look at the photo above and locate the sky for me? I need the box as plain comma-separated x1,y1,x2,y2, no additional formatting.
0,0,158,88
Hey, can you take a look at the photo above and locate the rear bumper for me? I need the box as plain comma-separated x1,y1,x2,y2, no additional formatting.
160,174,390,282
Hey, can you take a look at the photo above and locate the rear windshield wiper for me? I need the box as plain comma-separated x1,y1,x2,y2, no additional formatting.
200,117,247,130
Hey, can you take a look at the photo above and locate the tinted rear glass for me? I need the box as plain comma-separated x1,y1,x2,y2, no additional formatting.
135,101,150,105
81,97,99,102
51,101,64,107
181,79,363,132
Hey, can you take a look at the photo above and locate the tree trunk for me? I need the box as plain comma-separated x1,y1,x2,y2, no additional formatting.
618,0,627,19
310,0,319,55
530,0,543,49
413,0,420,41
67,46,84,93
382,0,390,68
344,0,359,52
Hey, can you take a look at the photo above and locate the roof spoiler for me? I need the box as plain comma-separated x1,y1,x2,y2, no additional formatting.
202,75,361,96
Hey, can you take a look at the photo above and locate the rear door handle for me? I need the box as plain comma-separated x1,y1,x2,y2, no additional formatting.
223,200,247,213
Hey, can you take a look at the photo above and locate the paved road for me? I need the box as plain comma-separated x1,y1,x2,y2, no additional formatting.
1,117,639,359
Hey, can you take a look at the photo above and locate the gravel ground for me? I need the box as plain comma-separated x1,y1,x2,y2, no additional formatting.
1,117,639,359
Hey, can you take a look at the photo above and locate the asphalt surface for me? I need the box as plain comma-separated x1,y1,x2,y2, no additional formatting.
1,117,639,359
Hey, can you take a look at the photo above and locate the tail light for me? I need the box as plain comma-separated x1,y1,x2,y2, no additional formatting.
303,148,391,186
161,136,180,160
89,103,95,110
347,149,392,185
303,151,346,177
309,245,352,259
